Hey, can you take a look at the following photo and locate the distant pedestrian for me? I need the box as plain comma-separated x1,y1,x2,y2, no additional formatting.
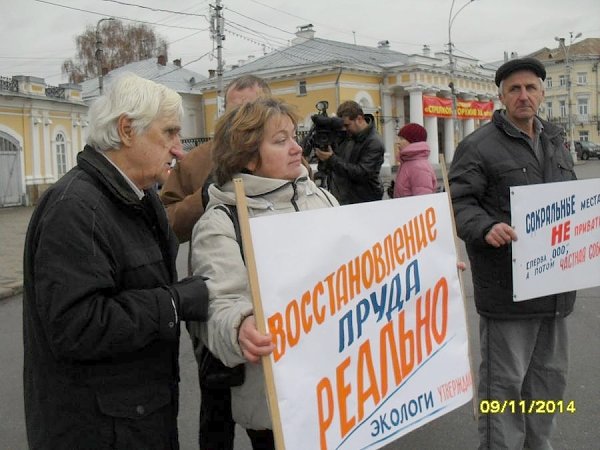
23,73,209,449
393,123,437,198
449,57,577,449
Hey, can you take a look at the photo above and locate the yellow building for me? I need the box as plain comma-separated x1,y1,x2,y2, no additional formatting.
194,25,498,173
0,76,87,206
530,38,600,151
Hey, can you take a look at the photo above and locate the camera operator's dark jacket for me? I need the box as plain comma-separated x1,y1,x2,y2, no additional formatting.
23,145,193,449
449,110,576,319
327,119,384,204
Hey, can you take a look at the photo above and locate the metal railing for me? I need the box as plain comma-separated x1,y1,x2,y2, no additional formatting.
181,131,312,152
45,86,65,99
1,76,69,100
181,137,211,151
550,114,600,126
0,76,18,93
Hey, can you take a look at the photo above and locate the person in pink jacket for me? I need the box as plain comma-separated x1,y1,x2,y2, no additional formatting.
393,123,437,197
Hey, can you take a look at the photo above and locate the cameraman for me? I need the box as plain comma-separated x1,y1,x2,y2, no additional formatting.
315,100,385,204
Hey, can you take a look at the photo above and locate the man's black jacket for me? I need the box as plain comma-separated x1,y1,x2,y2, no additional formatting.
23,146,186,449
327,119,385,204
449,111,576,318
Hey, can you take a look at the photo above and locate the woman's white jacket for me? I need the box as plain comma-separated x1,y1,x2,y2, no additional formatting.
190,167,338,430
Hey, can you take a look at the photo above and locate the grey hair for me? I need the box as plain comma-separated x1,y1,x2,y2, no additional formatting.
225,75,270,98
223,74,271,108
498,77,544,96
86,72,184,151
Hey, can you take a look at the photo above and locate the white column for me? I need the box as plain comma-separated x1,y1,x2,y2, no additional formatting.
72,113,83,169
395,96,406,128
70,123,77,171
381,89,395,168
493,98,503,112
80,121,87,152
43,113,54,182
31,111,42,182
72,124,83,170
478,95,493,125
444,118,455,162
424,116,439,165
406,86,424,124
81,117,90,150
423,89,440,165
436,90,456,164
459,94,475,139
464,118,475,137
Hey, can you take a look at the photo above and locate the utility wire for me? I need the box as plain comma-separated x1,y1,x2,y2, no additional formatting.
219,1,409,69
168,30,207,46
101,0,209,19
218,7,403,69
245,0,365,43
34,0,411,81
245,0,427,55
247,0,310,24
224,6,294,36
225,20,288,47
34,0,205,30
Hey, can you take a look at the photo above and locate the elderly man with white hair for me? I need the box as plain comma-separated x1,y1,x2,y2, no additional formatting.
23,73,209,449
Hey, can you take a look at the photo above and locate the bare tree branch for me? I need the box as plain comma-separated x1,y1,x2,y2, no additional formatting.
61,19,169,83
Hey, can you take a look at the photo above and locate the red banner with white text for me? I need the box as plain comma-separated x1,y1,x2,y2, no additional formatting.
423,96,493,120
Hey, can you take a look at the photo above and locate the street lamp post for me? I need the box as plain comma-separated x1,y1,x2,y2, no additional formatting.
447,0,477,148
555,32,582,162
96,17,115,96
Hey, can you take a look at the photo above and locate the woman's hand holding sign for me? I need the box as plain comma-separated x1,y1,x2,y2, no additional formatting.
238,315,275,363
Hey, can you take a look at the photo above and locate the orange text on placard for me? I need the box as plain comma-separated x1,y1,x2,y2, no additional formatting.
267,207,438,362
315,276,449,449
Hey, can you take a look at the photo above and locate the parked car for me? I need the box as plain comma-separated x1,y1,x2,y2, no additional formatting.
573,141,600,160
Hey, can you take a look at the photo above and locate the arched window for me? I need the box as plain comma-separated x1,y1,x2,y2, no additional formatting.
0,134,19,153
55,133,67,177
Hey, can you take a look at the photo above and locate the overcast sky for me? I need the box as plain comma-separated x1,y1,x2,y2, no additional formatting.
1,0,599,86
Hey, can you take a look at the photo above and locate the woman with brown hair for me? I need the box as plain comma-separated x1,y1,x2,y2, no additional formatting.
190,97,338,449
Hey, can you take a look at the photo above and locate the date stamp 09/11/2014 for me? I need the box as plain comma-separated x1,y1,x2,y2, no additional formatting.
479,400,576,415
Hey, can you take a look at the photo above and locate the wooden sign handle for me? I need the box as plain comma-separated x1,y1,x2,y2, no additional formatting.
233,178,286,449
439,156,478,421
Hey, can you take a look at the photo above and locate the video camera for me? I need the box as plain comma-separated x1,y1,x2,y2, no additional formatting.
300,101,346,189
301,101,345,158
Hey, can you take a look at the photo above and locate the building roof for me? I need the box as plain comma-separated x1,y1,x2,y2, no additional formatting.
82,57,205,101
528,38,600,62
194,34,409,89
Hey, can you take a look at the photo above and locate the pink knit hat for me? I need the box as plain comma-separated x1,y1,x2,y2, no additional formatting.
398,123,427,143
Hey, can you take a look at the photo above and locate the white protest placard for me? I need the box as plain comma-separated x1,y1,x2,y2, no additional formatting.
511,178,600,301
249,193,472,450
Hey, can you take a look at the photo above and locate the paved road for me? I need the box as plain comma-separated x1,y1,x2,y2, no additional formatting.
1,160,598,449
2,252,598,449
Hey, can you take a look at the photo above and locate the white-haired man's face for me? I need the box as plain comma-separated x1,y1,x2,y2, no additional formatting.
120,112,183,189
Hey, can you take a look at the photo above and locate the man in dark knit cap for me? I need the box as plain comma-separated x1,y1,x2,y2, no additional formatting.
449,57,576,449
